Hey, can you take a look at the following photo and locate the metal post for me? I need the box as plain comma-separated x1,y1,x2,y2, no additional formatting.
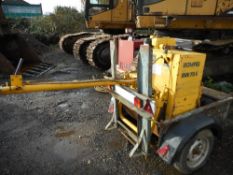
138,45,152,97
137,44,153,156
110,39,118,79
105,39,119,130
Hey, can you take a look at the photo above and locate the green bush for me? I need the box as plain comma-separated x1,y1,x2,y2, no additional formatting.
29,6,85,36
204,76,233,93
29,16,56,34
9,18,30,32
6,6,85,45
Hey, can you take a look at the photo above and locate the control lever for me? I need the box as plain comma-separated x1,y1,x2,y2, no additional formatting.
14,58,23,75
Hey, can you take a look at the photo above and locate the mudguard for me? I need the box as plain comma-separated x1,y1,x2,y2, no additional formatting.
157,114,222,164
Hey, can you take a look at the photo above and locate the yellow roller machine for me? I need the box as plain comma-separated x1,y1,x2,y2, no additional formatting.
1,36,232,174
107,37,232,174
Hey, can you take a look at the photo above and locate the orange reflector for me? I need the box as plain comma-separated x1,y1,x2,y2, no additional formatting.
134,97,141,108
144,100,153,114
157,145,170,157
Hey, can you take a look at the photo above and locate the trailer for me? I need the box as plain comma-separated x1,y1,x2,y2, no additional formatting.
0,36,232,174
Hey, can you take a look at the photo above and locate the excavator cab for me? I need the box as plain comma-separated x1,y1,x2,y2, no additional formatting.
84,0,135,33
85,0,115,18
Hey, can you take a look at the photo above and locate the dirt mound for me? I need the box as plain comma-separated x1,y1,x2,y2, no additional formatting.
20,33,51,55
0,52,14,74
0,32,51,75
0,33,41,66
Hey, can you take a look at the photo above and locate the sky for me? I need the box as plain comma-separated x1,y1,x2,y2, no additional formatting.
24,0,82,14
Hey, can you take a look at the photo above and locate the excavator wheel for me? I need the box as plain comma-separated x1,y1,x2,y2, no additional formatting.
79,41,93,64
59,32,93,55
92,41,111,71
73,34,110,65
0,52,14,74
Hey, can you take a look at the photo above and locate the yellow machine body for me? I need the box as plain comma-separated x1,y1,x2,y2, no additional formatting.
151,37,206,120
118,37,206,135
85,0,233,30
86,0,135,30
142,0,233,16
136,0,233,29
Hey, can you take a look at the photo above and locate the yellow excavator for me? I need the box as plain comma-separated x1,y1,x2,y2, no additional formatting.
59,0,233,72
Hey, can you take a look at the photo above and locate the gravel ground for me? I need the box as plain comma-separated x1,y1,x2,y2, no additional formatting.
0,50,233,175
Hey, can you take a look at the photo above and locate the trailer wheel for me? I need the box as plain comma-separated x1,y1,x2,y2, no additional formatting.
174,129,214,174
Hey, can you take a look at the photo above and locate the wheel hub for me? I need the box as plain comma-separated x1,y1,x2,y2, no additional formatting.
187,138,210,169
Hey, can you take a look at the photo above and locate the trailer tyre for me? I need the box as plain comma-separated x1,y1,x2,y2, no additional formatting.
174,129,214,174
